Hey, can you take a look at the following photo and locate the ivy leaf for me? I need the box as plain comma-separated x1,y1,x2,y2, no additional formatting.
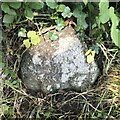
25,7,33,21
3,14,15,23
18,28,27,37
27,31,36,38
46,0,58,9
62,6,73,18
29,2,44,10
31,35,40,45
91,44,99,54
73,5,83,18
8,2,21,9
75,13,88,31
48,32,58,41
1,3,10,13
23,39,30,48
57,4,66,12
55,18,65,31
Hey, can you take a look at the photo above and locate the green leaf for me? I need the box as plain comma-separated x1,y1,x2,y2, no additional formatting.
29,2,44,10
3,14,15,23
109,7,120,48
8,2,21,9
88,3,94,12
99,0,109,13
99,9,109,24
83,0,88,5
1,3,10,13
111,26,120,48
25,7,33,21
18,28,27,37
46,0,58,9
75,13,88,31
48,32,58,41
23,39,30,48
8,9,17,16
85,49,95,64
31,35,40,45
62,6,73,18
73,5,83,18
55,18,65,31
109,7,119,26
57,4,66,12
27,31,36,38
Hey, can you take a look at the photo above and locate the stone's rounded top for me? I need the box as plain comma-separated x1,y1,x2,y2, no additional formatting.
20,26,99,94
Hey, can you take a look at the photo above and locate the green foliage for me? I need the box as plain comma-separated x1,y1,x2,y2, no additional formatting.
61,6,73,18
22,31,41,48
1,2,44,24
48,32,58,41
46,0,58,9
0,51,4,68
24,6,34,21
18,28,27,37
109,7,120,48
97,0,120,48
55,18,65,31
29,2,44,10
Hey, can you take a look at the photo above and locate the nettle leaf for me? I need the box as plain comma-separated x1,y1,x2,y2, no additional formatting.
25,7,33,21
1,3,10,13
46,0,58,9
23,39,30,48
48,32,58,41
8,2,21,9
55,18,65,31
62,6,73,18
57,4,66,12
18,28,27,37
27,31,36,38
31,35,40,45
29,2,44,10
3,14,15,23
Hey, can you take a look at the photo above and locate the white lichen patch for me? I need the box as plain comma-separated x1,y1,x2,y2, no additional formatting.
32,54,42,65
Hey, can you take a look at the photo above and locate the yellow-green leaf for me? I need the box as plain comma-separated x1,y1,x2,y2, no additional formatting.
87,54,94,64
85,50,95,64
27,31,36,38
85,49,92,56
31,35,40,45
23,39,30,48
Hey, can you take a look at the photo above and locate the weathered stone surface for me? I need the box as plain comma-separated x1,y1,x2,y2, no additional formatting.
20,26,99,93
